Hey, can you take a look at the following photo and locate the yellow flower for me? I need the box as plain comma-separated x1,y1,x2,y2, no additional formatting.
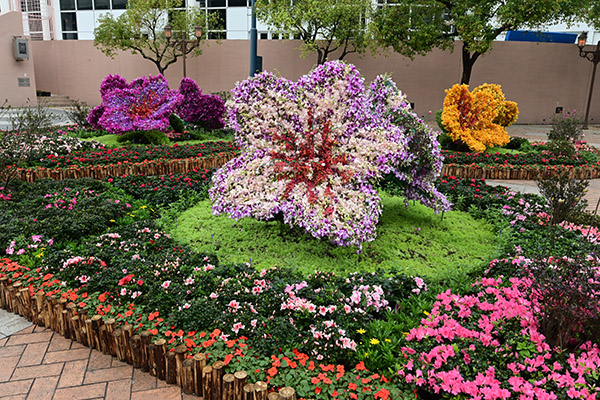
423,310,430,316
364,352,369,358
357,329,366,334
384,338,391,343
109,219,115,222
441,83,513,152
370,338,380,345
140,205,147,209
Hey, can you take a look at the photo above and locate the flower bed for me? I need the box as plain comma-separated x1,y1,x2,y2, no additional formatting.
0,170,598,398
440,142,600,179
14,152,236,183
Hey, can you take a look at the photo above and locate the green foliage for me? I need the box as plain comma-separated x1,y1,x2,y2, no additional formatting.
371,0,587,84
116,130,171,145
255,0,372,64
535,172,589,230
173,193,499,278
169,113,185,133
93,0,213,74
548,111,584,142
65,100,92,129
504,136,529,150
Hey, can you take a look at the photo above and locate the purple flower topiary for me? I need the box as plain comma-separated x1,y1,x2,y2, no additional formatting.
177,78,225,129
96,75,183,134
87,104,105,130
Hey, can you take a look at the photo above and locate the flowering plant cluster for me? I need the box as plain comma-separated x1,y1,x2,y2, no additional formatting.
441,146,599,167
398,276,600,398
33,141,238,169
441,83,514,152
88,74,183,134
178,78,226,129
472,83,519,127
107,167,213,206
0,129,104,167
211,61,449,248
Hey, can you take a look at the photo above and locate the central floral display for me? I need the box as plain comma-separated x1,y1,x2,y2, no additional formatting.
210,61,450,247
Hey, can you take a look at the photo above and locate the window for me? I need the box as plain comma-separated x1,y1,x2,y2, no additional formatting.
112,0,127,9
260,32,268,39
63,32,78,39
94,0,109,9
61,12,77,30
59,0,75,10
228,0,247,6
207,8,226,29
207,0,225,6
76,0,92,9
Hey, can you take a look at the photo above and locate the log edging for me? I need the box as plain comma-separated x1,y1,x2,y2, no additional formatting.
14,152,238,183
441,163,600,180
0,278,299,400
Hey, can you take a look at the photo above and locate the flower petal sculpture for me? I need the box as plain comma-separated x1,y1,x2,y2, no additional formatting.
93,74,183,134
210,61,449,248
441,83,516,152
178,78,226,129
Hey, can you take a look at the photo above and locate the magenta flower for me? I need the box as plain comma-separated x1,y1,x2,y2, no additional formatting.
97,75,183,134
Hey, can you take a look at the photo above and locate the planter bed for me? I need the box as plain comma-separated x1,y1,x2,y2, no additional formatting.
14,153,237,183
441,162,600,180
0,172,598,399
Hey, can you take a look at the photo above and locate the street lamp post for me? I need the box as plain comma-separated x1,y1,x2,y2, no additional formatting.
577,32,600,130
165,24,203,78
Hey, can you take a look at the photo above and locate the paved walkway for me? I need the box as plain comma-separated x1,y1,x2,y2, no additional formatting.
485,124,600,212
0,320,193,399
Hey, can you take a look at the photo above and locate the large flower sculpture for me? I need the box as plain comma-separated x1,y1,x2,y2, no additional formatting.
91,74,183,134
210,61,450,248
441,83,515,152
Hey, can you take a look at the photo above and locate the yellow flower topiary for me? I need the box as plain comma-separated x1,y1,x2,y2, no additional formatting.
473,83,519,127
441,83,515,153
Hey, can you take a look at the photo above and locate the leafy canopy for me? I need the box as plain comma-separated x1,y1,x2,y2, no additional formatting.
94,0,213,74
371,0,588,84
255,0,372,65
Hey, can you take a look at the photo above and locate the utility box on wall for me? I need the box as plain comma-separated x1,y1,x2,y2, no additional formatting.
14,37,29,61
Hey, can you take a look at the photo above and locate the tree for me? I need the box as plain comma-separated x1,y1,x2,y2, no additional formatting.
371,0,587,85
255,0,371,65
94,0,213,74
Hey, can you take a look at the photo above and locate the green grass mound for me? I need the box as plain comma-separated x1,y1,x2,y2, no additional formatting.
173,193,499,277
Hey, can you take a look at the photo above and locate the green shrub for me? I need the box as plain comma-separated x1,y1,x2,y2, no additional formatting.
503,136,529,150
548,111,584,142
169,113,185,133
65,100,91,128
116,130,170,145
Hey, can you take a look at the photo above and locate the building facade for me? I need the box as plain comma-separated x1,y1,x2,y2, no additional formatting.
1,0,599,44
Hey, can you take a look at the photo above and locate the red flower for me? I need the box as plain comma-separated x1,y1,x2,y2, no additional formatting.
374,388,390,399
223,354,233,366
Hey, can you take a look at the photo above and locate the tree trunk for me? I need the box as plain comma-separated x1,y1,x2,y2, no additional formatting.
460,45,481,85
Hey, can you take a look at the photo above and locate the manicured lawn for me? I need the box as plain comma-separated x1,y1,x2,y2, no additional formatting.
173,193,498,277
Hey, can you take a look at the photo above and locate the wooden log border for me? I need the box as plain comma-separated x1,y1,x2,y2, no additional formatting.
441,163,600,180
14,154,599,184
0,281,301,400
14,153,238,183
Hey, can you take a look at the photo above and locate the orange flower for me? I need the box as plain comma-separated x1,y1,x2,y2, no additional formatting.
374,388,391,399
223,354,233,366
355,361,366,371
267,366,278,377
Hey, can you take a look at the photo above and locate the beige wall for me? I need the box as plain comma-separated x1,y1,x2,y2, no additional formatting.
0,11,37,107
31,39,600,124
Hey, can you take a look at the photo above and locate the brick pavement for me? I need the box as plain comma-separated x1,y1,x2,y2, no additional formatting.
0,325,195,400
